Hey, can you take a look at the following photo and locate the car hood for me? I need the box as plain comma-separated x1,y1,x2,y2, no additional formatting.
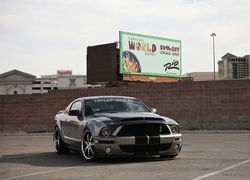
91,112,177,124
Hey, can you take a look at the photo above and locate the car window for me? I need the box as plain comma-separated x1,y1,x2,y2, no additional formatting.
70,101,82,111
85,98,150,114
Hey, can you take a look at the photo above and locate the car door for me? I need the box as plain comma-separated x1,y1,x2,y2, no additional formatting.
62,100,83,146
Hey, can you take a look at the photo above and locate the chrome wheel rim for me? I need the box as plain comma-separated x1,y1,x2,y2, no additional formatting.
82,131,95,160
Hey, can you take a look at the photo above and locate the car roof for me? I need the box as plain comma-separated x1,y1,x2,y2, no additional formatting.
79,95,137,101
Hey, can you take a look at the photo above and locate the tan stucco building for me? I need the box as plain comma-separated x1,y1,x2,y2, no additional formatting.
0,69,36,95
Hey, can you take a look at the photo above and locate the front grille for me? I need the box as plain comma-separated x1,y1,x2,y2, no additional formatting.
117,123,170,136
119,143,172,153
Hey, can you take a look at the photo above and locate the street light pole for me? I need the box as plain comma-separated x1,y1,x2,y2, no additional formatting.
210,33,216,80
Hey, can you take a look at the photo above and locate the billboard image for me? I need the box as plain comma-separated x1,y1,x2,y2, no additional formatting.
119,31,182,77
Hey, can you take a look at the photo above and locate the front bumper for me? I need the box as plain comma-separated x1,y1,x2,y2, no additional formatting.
93,134,182,157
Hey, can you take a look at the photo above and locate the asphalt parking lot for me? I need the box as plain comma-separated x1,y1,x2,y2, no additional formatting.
0,131,250,180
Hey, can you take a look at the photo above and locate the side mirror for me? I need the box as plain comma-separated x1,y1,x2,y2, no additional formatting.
68,110,81,116
150,108,157,113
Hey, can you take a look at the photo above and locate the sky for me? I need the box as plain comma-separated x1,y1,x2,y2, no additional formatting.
1,0,250,77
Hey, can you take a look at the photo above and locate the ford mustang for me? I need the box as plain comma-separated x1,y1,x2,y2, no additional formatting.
53,96,182,161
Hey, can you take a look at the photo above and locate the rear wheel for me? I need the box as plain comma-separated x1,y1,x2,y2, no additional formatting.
81,129,96,161
53,127,70,154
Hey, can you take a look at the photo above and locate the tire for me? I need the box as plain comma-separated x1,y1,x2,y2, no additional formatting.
160,154,178,159
53,127,70,154
81,129,96,161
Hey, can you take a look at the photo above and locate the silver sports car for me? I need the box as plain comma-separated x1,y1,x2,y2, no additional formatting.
53,96,182,161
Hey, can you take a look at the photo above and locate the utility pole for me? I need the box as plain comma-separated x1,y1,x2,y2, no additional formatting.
210,33,216,81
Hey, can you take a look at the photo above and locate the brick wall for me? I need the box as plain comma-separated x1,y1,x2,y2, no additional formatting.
1,80,250,132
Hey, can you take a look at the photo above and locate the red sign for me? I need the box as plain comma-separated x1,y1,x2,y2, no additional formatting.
57,70,72,76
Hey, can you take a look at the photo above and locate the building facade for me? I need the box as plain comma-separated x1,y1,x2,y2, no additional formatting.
0,69,100,95
0,69,36,95
182,72,218,81
218,53,250,80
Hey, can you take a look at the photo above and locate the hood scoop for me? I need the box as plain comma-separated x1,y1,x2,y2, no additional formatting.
121,117,164,122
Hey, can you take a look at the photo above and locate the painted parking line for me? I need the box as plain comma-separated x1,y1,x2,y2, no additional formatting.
192,158,250,180
0,153,42,160
1,165,84,180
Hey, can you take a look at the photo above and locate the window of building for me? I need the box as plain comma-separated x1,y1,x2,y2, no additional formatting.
232,63,238,79
69,79,76,86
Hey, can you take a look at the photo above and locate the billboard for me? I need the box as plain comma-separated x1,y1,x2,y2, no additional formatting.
119,31,182,77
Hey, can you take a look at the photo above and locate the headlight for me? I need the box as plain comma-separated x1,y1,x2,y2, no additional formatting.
169,125,180,134
100,127,111,136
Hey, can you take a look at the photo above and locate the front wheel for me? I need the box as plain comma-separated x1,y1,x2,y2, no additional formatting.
81,129,96,161
53,127,70,154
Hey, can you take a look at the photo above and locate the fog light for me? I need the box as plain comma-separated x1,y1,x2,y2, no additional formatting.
174,144,180,151
105,147,112,154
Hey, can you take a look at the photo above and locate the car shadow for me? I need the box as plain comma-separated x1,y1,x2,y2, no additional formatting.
0,151,178,167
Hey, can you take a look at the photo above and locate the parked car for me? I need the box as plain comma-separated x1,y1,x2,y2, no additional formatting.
53,96,182,161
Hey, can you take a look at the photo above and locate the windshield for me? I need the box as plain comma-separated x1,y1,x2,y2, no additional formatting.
85,98,151,115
